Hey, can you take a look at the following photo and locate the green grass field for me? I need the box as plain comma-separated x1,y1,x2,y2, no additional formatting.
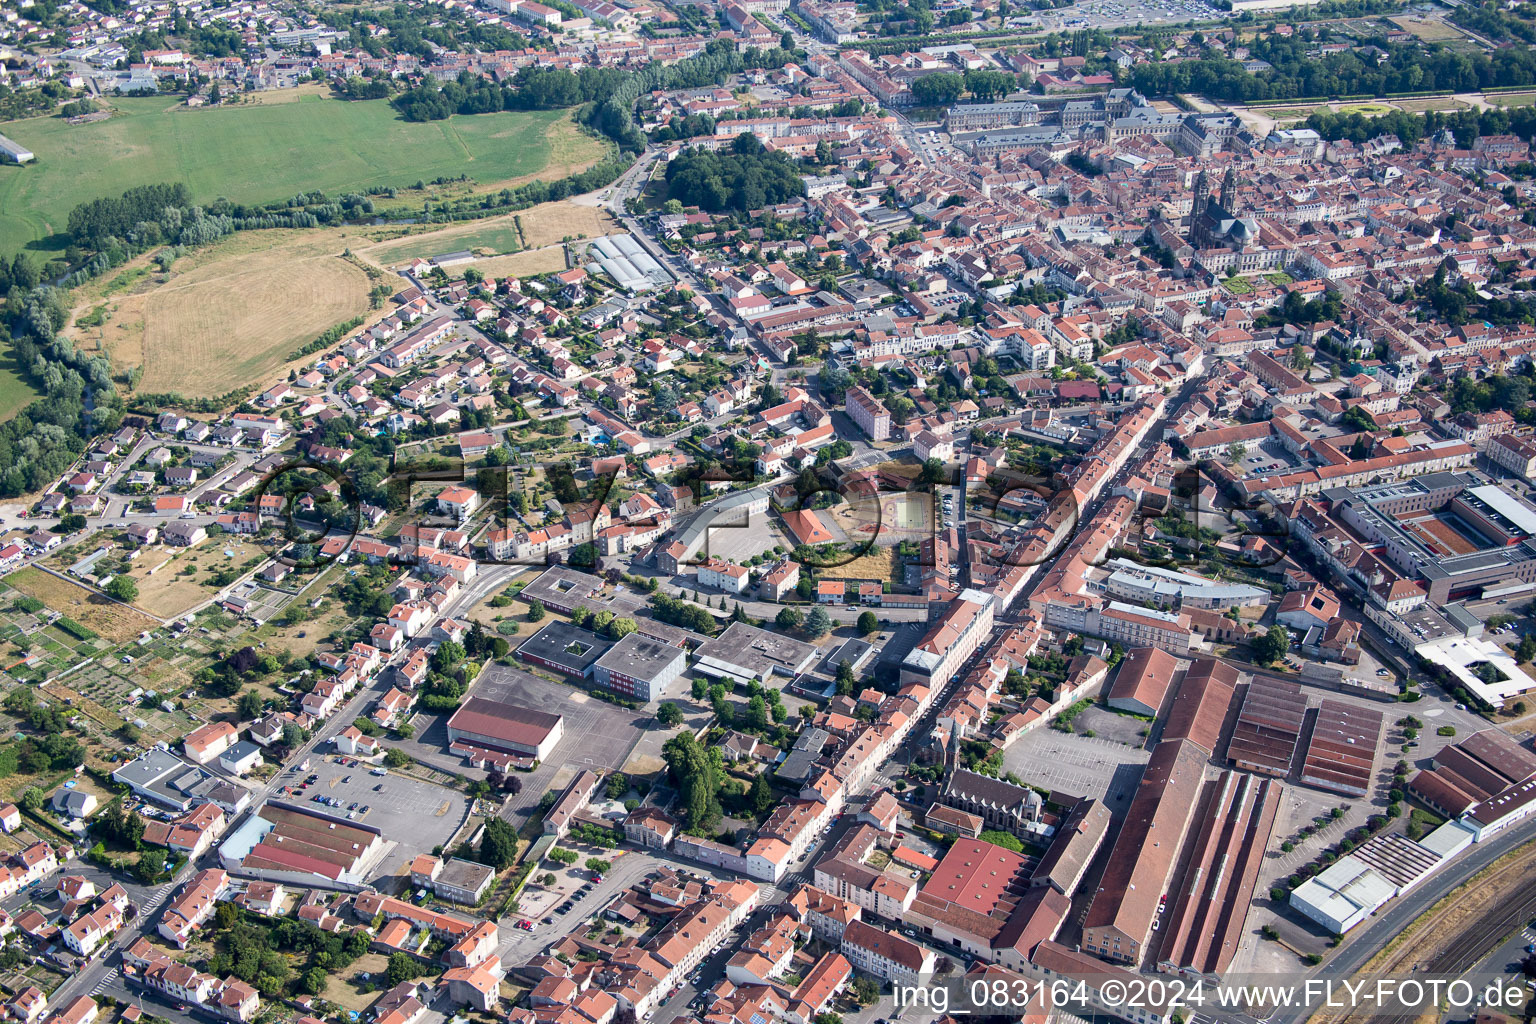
371,220,525,263
1336,103,1395,116
0,95,573,256
0,349,41,424
1488,92,1536,107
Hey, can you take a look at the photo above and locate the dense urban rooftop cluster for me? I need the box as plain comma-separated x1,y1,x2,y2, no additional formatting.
11,0,1536,1023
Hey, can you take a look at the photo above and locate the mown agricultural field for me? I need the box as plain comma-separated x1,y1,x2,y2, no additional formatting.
0,94,588,255
67,226,374,400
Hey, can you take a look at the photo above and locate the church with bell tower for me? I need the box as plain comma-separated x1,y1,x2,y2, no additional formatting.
1188,164,1258,250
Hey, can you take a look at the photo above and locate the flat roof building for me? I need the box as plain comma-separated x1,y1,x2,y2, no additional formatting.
517,622,614,679
1414,635,1534,709
694,622,819,685
1101,558,1269,611
112,749,223,811
1289,857,1396,934
593,633,687,701
0,135,34,164
519,565,645,618
1323,475,1536,606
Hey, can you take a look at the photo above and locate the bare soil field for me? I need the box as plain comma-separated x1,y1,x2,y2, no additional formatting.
251,599,354,660
240,82,329,105
346,201,614,273
4,567,161,639
1389,15,1466,40
1395,96,1469,112
126,536,265,618
321,954,390,1012
816,546,898,586
138,249,369,396
518,200,620,248
61,173,613,408
462,245,570,279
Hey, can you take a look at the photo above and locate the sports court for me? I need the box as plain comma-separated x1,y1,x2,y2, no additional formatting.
830,491,935,548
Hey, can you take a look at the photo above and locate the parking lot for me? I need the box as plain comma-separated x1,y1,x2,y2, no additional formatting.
282,755,471,882
1067,0,1230,25
688,513,789,565
1233,437,1300,480
512,846,635,924
1001,728,1151,808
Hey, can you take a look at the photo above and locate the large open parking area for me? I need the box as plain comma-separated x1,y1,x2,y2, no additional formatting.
1001,727,1151,809
1066,0,1230,26
1234,435,1302,480
291,756,471,883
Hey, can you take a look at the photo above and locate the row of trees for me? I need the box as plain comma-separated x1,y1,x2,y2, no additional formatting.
0,296,122,498
391,71,542,121
1130,37,1536,104
384,38,800,157
569,604,638,639
649,591,721,635
910,68,1022,108
67,182,192,248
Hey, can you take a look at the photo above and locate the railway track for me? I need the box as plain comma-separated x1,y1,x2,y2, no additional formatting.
1432,877,1536,975
1323,845,1536,1024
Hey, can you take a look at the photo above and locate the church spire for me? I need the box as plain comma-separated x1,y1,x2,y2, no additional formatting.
1221,166,1237,211
1190,170,1211,243
1192,169,1211,216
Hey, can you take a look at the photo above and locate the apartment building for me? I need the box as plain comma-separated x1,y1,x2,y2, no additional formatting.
845,386,890,441
840,920,935,986
900,590,996,688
